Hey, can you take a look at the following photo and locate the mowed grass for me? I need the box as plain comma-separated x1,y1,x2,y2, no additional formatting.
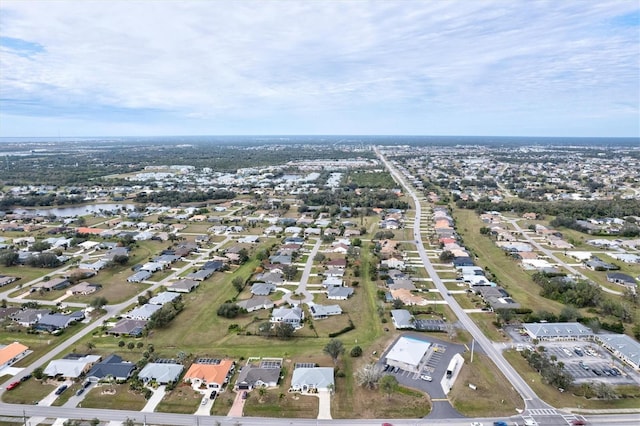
243,390,319,418
155,383,202,414
453,208,565,315
81,383,147,411
449,352,524,416
1,379,55,404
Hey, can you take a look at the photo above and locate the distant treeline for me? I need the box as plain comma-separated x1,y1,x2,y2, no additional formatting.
134,189,236,206
456,198,640,219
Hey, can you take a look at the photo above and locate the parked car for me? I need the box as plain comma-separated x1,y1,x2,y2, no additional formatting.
76,388,85,396
493,422,508,426
419,375,432,382
209,390,217,400
6,381,20,391
571,420,586,425
241,391,248,399
392,366,400,373
55,385,68,395
20,374,32,382
383,364,390,372
201,397,208,405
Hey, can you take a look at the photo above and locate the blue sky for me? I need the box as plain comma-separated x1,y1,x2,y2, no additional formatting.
0,0,638,137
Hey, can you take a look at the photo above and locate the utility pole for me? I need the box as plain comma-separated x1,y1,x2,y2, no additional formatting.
471,338,475,363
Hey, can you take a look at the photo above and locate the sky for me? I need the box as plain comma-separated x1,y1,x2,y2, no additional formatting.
0,0,639,138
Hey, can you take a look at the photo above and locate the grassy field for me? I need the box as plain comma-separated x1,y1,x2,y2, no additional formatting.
243,389,319,418
81,383,147,410
503,350,640,410
155,383,202,414
1,378,55,404
450,352,524,416
453,208,566,315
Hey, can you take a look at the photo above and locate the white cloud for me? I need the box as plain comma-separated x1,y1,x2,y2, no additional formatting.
0,0,638,136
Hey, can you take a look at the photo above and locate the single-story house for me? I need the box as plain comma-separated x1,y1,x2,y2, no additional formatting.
270,306,304,329
168,279,200,293
67,282,102,296
327,286,354,300
32,277,70,292
35,312,84,332
86,354,136,382
44,354,102,379
308,303,342,320
125,304,162,321
184,359,235,390
149,291,181,306
290,367,334,393
184,269,215,281
606,273,637,289
11,309,51,327
235,358,282,390
106,319,148,337
0,342,29,369
138,362,184,385
250,283,276,296
127,270,152,283
236,296,274,313
390,309,415,330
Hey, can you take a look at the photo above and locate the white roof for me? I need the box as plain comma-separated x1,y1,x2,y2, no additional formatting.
291,367,334,389
523,322,592,339
386,336,431,368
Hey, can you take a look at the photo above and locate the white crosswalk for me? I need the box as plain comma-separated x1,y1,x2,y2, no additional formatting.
527,408,558,416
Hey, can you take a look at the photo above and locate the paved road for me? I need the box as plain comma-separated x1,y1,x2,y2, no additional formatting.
283,237,321,305
375,148,544,408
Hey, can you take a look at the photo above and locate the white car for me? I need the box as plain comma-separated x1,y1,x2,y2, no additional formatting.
420,374,433,382
470,422,483,426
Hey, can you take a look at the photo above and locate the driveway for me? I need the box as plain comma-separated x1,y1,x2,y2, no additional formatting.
227,390,246,417
142,385,166,412
316,389,332,419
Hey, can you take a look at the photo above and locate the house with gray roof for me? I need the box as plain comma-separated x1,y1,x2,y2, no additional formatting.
44,354,102,378
127,270,152,283
270,306,304,329
290,367,334,393
255,271,284,285
35,312,83,332
11,309,50,327
390,309,415,329
138,362,184,384
32,277,70,292
606,273,637,290
250,283,276,296
168,279,200,293
86,354,136,382
236,296,274,313
235,359,282,390
308,303,342,320
326,286,354,300
149,291,181,306
107,319,147,337
185,269,215,281
125,304,162,321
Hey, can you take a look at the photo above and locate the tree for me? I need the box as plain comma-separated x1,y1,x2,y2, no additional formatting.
379,374,398,399
127,342,135,350
90,296,108,309
85,341,96,353
355,363,384,389
136,341,144,349
33,367,44,380
439,250,454,263
282,265,298,281
217,303,242,318
0,249,19,267
350,346,363,358
391,298,405,309
238,248,249,264
323,339,345,365
273,322,295,339
118,340,125,347
232,276,245,292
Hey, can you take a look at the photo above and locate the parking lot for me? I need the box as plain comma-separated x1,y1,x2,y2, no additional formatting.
540,342,637,385
378,333,465,401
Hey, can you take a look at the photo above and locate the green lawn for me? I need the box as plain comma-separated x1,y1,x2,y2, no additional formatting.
155,384,202,414
80,383,147,411
1,379,55,404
